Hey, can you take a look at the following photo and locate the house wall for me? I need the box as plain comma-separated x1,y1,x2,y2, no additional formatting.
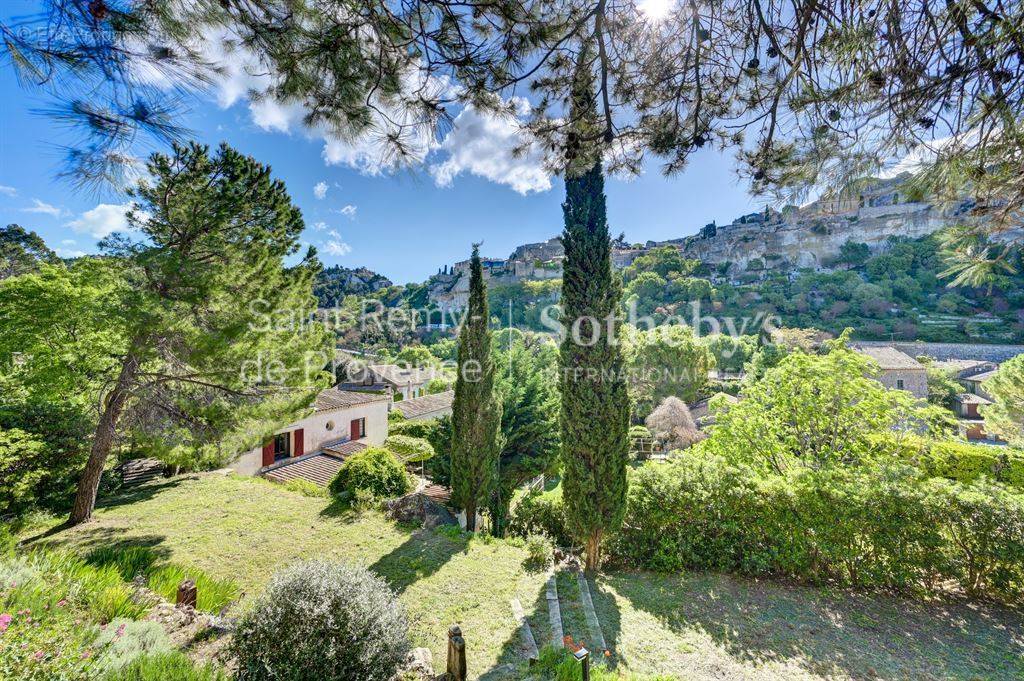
877,368,929,398
230,400,389,476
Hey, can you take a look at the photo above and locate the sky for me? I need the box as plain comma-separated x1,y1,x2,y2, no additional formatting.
0,4,760,285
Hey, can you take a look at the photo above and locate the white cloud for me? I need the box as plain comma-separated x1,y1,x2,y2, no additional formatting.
0,185,16,197
313,181,329,200
22,199,65,218
311,221,328,231
430,99,551,195
65,203,137,238
322,229,352,257
61,239,77,246
56,247,87,258
337,204,357,219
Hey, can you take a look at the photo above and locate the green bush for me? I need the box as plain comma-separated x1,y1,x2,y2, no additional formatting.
533,646,674,680
608,456,1024,601
105,652,227,681
89,619,172,676
86,545,160,581
328,447,410,499
384,434,435,463
232,560,410,681
508,489,573,547
918,441,1024,491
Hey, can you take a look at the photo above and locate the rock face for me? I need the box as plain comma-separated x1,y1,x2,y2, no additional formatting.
314,265,393,305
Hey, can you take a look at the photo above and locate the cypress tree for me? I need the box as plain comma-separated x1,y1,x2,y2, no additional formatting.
559,58,631,573
450,244,502,532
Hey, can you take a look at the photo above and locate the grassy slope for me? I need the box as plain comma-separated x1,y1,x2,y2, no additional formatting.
30,473,1024,680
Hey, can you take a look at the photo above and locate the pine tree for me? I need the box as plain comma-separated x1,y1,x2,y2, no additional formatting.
450,245,502,532
559,58,631,573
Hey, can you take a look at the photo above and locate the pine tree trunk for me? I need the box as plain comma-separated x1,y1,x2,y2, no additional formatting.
465,502,477,532
584,532,602,574
68,354,138,526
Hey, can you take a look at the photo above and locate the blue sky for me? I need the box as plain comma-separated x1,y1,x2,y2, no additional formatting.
0,9,759,285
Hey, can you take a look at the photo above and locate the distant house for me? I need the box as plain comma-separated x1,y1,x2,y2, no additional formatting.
689,393,739,428
934,361,1004,443
960,368,999,402
230,387,389,476
393,390,454,421
340,363,438,401
853,345,928,398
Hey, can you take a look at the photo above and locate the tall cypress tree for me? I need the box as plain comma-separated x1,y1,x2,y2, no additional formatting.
559,58,631,573
451,245,502,532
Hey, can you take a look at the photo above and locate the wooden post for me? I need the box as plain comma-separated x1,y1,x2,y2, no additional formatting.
176,579,197,609
574,647,591,681
446,624,467,681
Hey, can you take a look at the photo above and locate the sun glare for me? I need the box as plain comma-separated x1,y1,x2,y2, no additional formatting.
637,0,675,22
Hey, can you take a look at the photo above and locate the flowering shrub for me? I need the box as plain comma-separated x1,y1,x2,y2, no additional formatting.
232,560,410,681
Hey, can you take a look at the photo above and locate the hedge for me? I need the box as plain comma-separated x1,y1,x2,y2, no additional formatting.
605,456,1024,601
328,447,410,499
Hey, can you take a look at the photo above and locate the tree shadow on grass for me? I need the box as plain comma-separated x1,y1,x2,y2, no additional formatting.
367,526,471,595
96,476,190,509
477,576,552,681
599,570,1024,680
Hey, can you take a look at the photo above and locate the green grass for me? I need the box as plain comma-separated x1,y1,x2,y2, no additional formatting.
28,473,1024,680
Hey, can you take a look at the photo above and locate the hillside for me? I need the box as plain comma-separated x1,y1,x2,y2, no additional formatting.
314,265,393,306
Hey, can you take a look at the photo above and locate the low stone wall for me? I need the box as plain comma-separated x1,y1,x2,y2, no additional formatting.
856,340,1024,363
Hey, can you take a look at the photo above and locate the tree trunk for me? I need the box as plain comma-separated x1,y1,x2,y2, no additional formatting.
68,354,138,526
465,502,477,532
584,532,603,574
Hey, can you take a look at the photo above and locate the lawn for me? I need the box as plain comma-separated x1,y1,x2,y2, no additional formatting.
26,472,1024,680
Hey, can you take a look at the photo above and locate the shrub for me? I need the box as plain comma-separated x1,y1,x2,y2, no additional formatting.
384,434,435,463
90,619,172,676
86,545,160,581
0,428,48,518
918,441,1024,491
232,561,410,681
105,652,228,681
508,489,572,547
608,455,1024,601
524,534,552,569
328,447,410,499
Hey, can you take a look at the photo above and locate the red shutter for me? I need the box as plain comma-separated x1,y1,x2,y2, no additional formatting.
261,441,274,467
350,418,361,441
293,428,304,457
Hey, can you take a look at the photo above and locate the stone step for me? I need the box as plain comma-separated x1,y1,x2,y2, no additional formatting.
575,571,607,652
510,598,539,663
545,575,564,648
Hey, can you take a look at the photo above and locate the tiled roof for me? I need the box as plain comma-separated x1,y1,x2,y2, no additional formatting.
322,440,370,457
963,369,1000,383
394,390,454,419
854,345,924,370
956,393,992,405
369,364,438,387
315,388,389,412
264,442,367,487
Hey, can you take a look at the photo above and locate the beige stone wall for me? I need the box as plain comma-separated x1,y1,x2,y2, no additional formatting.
229,400,389,475
876,369,929,398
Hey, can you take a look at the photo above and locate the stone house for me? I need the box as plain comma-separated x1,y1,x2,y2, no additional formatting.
229,387,389,477
392,390,454,421
853,345,929,398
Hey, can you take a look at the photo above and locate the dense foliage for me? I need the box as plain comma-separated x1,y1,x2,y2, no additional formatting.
313,265,392,306
0,143,331,525
489,336,560,536
559,65,631,572
450,246,502,531
232,561,410,681
984,355,1024,447
609,456,1024,602
0,224,59,280
328,447,410,500
705,339,950,473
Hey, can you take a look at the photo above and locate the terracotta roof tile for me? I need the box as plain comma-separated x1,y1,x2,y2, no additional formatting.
394,390,454,419
315,388,389,412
